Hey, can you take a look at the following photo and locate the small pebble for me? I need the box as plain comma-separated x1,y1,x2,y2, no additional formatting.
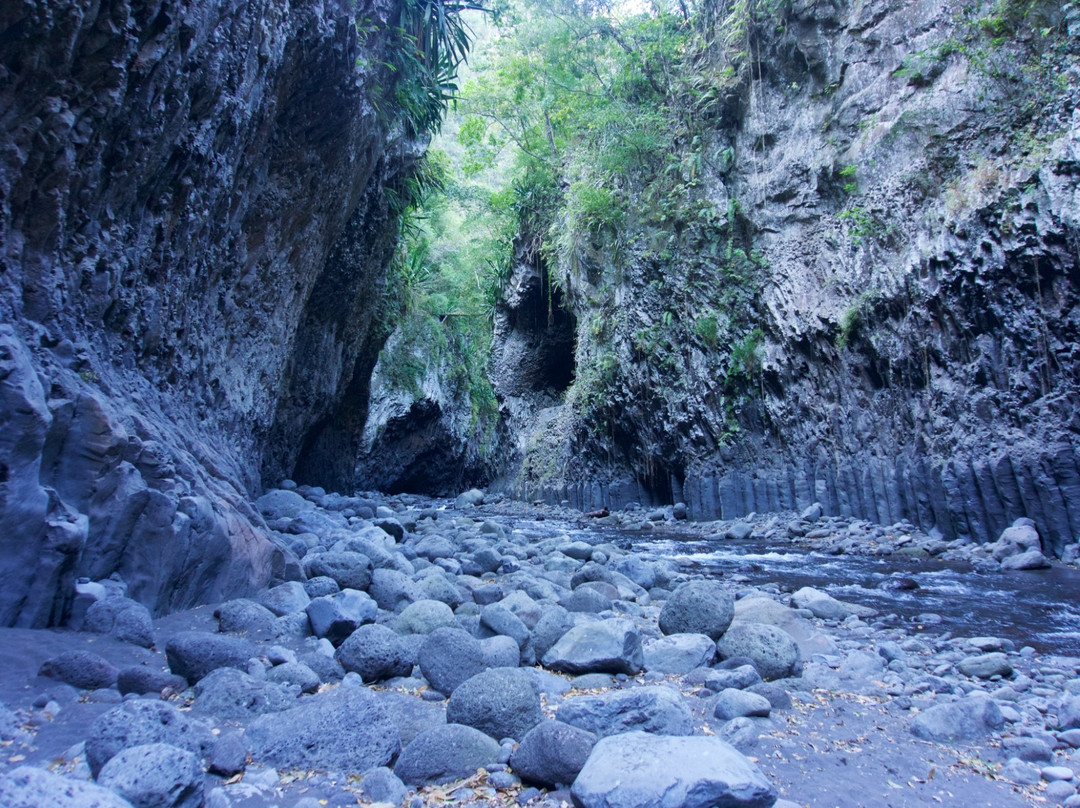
1044,766,1076,782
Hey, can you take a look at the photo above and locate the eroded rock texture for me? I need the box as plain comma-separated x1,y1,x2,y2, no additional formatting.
0,0,413,624
496,0,1080,553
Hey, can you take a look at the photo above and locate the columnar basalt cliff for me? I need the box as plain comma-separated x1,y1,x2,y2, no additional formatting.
494,0,1080,553
0,0,413,625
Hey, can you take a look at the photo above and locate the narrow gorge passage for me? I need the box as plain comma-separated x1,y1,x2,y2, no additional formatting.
1,0,1079,807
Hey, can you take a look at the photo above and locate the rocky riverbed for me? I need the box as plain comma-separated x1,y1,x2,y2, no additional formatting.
1,488,1079,808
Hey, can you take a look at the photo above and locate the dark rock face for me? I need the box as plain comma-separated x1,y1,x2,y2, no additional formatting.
0,0,414,624
493,1,1080,554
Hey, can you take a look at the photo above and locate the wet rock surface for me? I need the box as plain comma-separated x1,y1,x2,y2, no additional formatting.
0,489,1076,806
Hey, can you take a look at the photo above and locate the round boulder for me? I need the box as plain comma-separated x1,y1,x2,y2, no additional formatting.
447,668,545,742
165,632,256,685
715,622,802,681
98,743,203,808
510,720,597,789
395,599,458,635
419,627,487,695
571,731,776,808
335,624,412,683
394,724,500,786
0,766,133,808
38,651,118,690
659,581,734,640
86,700,214,777
246,685,400,772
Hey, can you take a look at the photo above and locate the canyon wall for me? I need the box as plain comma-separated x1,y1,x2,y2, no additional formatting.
495,0,1080,554
0,0,411,624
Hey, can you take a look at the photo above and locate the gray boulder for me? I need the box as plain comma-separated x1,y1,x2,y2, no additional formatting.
1001,550,1051,570
480,602,531,647
303,552,373,591
447,667,545,741
481,635,520,668
258,581,311,616
394,724,500,786
531,605,575,659
256,489,313,520
304,576,341,598
705,664,762,692
716,623,802,681
265,661,321,693
335,623,412,682
192,667,294,719
214,598,276,634
380,690,448,746
455,489,486,508
790,587,876,620
247,685,400,771
714,688,772,720
86,700,214,777
38,651,118,690
0,766,134,808
993,521,1042,560
394,599,458,635
658,581,734,640
557,686,694,738
1058,694,1080,730
561,588,613,614
305,589,377,644
97,743,202,808
911,696,1005,742
571,731,777,808
361,767,408,805
368,568,421,612
419,627,487,695
542,619,643,675
510,720,596,789
84,597,155,648
165,632,256,684
957,652,1013,679
643,633,716,674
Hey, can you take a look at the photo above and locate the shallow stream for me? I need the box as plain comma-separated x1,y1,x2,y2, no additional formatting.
617,531,1080,657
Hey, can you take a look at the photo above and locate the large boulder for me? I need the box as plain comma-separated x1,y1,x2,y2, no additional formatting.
86,700,214,777
394,599,459,635
165,632,256,685
38,651,118,690
542,619,643,675
305,589,377,644
992,520,1042,561
84,597,155,648
716,623,802,681
790,587,876,620
303,552,373,591
257,581,312,616
510,720,596,789
419,628,487,695
256,490,314,521
957,652,1013,679
643,633,716,674
192,667,294,719
571,731,777,808
335,623,412,682
0,766,134,808
658,581,734,640
446,668,545,742
394,724,500,786
911,696,1005,742
557,686,694,738
97,743,203,808
247,685,400,771
214,598,276,634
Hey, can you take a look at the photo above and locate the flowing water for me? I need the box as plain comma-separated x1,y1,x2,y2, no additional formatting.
612,531,1080,657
